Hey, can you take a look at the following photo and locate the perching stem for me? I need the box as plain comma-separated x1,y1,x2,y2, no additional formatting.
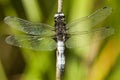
58,0,63,13
56,0,63,80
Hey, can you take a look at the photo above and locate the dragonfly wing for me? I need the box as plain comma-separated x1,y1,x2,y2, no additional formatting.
4,16,55,36
66,7,112,34
5,35,57,51
65,27,114,48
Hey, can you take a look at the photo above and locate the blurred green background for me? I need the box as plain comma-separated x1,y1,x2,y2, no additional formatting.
0,0,120,80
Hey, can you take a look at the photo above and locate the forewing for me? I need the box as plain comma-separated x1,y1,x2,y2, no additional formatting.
5,35,57,51
65,27,114,48
66,7,112,34
4,16,55,36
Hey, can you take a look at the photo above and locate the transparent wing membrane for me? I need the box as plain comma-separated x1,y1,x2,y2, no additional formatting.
4,16,55,36
65,27,114,48
66,7,112,34
6,35,57,51
4,7,113,51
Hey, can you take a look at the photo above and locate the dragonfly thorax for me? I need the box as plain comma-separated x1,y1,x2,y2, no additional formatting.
54,13,67,41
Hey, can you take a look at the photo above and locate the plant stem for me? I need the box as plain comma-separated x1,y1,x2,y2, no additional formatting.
58,0,63,13
56,0,63,80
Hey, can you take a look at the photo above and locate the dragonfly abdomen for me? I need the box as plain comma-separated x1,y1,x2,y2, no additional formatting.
57,40,65,72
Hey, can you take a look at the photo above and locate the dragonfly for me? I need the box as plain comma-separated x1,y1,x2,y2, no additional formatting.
4,7,114,73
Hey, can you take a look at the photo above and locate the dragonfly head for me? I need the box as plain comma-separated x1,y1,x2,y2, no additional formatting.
54,12,65,22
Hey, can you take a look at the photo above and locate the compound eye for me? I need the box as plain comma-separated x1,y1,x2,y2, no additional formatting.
54,13,65,18
54,14,59,18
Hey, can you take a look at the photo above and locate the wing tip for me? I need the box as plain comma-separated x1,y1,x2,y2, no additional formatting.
5,36,13,45
4,16,14,23
102,6,112,12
